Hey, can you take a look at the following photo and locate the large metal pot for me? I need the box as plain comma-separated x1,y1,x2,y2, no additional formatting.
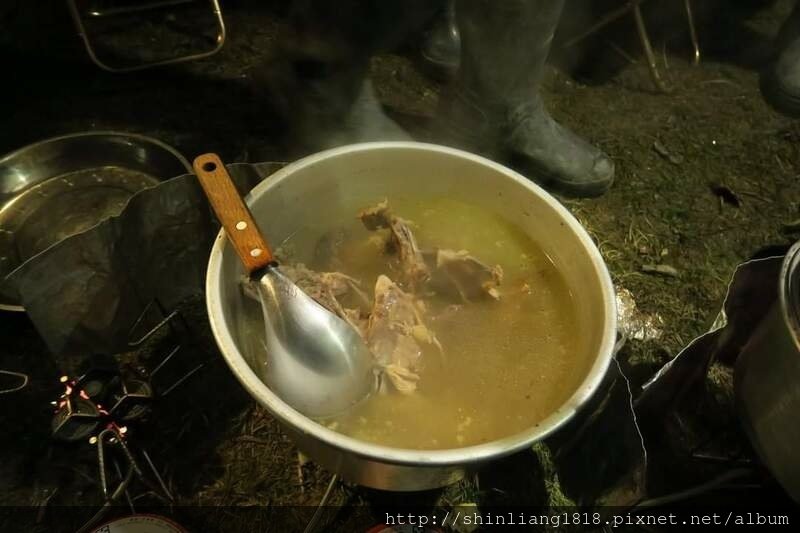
206,142,616,491
735,241,800,502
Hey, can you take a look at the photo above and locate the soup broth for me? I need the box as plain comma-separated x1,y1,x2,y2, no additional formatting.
239,197,585,449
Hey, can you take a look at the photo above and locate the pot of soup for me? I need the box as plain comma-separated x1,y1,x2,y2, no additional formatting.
205,142,616,491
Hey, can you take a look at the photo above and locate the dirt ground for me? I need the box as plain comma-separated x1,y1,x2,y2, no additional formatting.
2,0,799,531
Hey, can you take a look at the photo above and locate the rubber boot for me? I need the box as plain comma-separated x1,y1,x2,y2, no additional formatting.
440,0,614,197
255,0,447,154
761,1,800,118
259,54,410,155
419,0,461,81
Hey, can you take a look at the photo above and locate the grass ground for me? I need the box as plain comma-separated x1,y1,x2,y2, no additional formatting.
1,0,798,530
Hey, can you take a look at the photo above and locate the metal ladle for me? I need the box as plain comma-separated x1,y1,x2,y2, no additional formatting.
194,153,375,418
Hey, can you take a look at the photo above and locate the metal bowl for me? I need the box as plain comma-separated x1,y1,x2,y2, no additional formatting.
206,142,617,491
0,131,191,311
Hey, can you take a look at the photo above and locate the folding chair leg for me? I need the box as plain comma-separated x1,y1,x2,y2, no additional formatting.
632,0,672,93
684,0,701,65
67,0,226,73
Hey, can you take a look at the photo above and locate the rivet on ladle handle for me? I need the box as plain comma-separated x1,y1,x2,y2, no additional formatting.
193,153,274,273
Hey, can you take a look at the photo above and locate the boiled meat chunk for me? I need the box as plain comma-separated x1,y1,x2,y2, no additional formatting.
360,200,503,300
358,200,430,289
424,248,503,301
366,275,440,394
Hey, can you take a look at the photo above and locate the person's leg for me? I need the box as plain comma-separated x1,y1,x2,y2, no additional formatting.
441,0,614,198
258,0,443,154
761,0,800,118
419,0,460,81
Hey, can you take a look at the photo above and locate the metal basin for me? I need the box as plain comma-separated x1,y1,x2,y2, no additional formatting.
206,142,617,491
0,131,191,311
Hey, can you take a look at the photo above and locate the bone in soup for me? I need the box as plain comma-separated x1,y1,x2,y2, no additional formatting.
239,197,586,449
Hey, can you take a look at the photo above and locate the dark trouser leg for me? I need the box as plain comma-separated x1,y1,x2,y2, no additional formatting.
441,0,614,198
259,0,443,153
419,0,460,81
760,0,800,118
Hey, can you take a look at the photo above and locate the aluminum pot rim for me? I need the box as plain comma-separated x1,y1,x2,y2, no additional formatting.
0,130,192,174
779,239,800,352
206,141,617,466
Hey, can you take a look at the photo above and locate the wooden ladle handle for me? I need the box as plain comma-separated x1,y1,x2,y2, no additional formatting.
193,153,274,273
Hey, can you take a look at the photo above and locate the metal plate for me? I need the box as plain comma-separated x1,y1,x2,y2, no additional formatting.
0,132,191,311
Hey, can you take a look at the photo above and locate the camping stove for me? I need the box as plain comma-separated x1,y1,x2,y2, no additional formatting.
50,299,205,443
51,355,153,443
44,299,212,532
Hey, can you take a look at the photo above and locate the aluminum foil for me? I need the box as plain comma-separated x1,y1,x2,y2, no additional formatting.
635,247,788,416
616,286,663,342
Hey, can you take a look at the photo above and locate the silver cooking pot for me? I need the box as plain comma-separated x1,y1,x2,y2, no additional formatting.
735,241,800,502
205,142,616,491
